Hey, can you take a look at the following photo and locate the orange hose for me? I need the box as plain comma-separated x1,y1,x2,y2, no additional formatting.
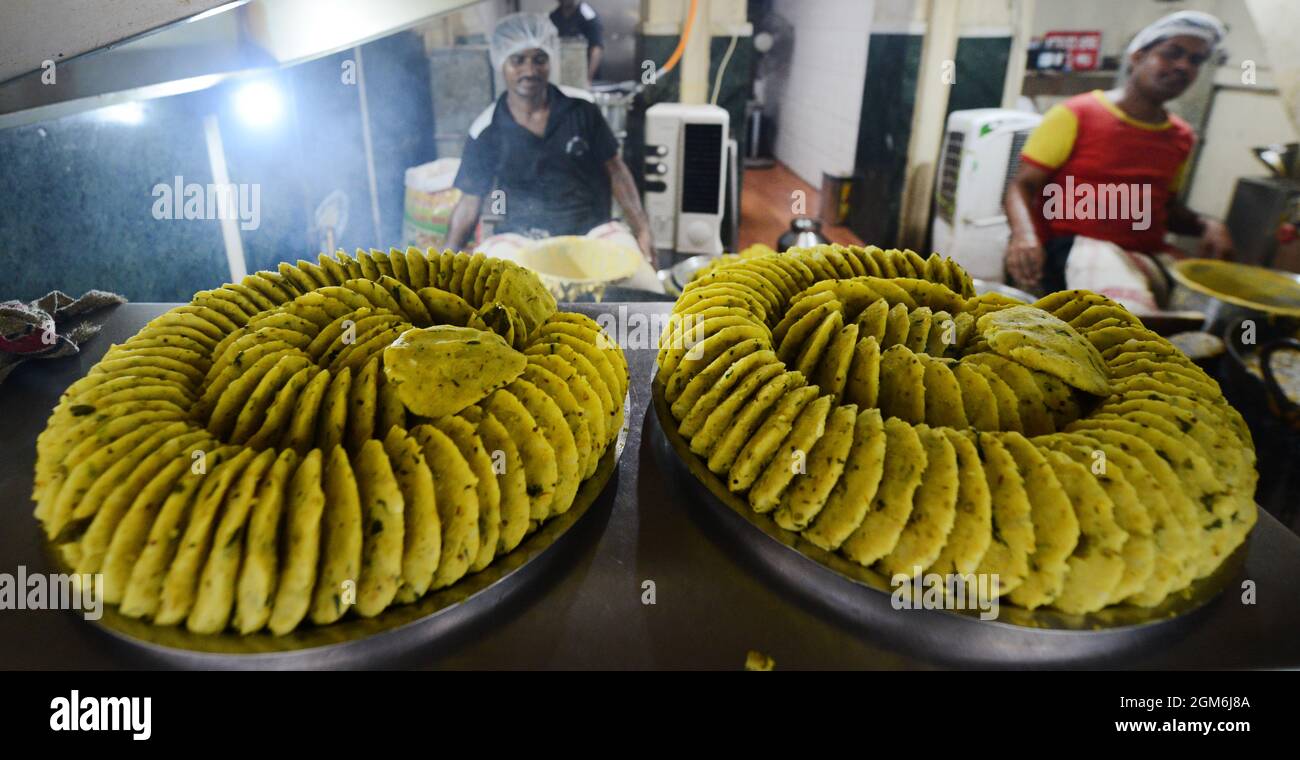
657,0,698,77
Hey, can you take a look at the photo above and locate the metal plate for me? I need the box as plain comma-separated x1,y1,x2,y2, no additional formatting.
651,380,1247,632
47,394,630,667
1170,259,1300,318
666,254,718,295
971,278,1034,303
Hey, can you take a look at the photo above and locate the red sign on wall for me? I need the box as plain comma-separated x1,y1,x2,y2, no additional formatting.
1044,30,1102,71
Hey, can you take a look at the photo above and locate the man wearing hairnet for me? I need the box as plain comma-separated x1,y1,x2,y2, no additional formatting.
447,13,655,268
1004,11,1236,312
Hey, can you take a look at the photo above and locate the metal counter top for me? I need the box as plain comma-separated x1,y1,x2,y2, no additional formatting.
2,302,1299,669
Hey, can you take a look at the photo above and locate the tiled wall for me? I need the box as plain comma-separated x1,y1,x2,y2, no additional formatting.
768,0,875,187
849,33,923,248
848,33,1010,248
765,0,1012,248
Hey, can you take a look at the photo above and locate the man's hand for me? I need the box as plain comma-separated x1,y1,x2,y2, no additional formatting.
1006,234,1046,289
634,226,656,267
1197,218,1234,260
446,194,483,253
1004,162,1052,290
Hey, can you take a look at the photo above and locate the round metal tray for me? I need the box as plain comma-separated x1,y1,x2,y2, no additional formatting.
972,277,1034,303
651,380,1247,633
55,395,630,667
1169,258,1300,319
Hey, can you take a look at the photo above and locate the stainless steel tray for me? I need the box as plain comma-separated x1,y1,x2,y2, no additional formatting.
51,395,630,668
650,380,1247,633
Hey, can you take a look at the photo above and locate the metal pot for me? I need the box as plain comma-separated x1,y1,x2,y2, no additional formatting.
591,82,637,142
1223,318,1300,433
777,217,830,251
660,254,717,296
1260,338,1300,430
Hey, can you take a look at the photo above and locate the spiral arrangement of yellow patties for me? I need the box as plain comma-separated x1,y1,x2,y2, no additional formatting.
32,248,627,635
658,244,1257,615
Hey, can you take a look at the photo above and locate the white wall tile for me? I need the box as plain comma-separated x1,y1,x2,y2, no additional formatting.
770,0,873,185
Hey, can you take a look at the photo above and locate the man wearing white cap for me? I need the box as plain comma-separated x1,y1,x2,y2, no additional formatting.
447,13,655,268
1004,11,1235,312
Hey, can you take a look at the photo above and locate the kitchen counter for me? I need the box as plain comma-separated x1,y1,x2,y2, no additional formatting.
2,302,1299,669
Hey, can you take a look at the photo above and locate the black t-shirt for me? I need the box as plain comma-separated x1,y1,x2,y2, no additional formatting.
550,3,604,48
454,84,619,237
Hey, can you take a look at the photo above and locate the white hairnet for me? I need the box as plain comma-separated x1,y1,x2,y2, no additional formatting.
1125,10,1227,58
490,12,560,75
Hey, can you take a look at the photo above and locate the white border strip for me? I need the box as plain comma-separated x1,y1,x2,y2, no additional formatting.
202,113,248,282
869,24,1011,37
355,45,383,245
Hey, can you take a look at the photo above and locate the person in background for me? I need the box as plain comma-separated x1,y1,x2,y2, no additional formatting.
1004,10,1234,313
446,13,654,267
551,1,604,83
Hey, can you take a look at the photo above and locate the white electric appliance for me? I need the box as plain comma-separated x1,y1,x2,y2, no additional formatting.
644,103,729,256
932,108,1043,281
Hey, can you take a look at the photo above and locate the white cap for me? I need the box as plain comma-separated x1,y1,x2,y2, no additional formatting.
490,12,560,75
1125,10,1227,59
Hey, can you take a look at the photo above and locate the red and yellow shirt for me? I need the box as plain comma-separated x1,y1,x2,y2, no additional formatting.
1019,90,1195,253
